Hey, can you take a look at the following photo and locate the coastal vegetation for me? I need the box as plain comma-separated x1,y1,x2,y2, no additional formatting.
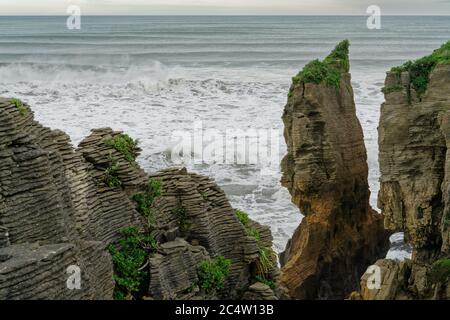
104,154,122,188
197,256,231,292
390,40,450,98
292,39,350,89
10,98,27,116
235,209,275,281
105,133,139,163
382,84,404,94
430,258,450,283
108,227,158,300
133,178,162,227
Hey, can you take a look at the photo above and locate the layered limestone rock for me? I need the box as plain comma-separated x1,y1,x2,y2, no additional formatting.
143,167,280,299
357,42,450,300
279,40,390,299
0,98,279,300
0,98,119,299
242,282,278,300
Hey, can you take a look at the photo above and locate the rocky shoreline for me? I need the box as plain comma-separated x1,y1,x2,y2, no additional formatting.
0,99,281,299
0,40,449,300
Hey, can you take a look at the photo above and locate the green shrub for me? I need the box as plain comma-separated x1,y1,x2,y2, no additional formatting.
292,40,350,89
108,227,157,299
133,193,154,226
10,98,27,116
430,258,450,283
105,133,139,163
172,205,188,232
235,209,250,226
391,41,450,99
132,179,162,226
295,59,341,88
254,275,276,290
147,178,162,197
197,256,231,292
382,84,404,94
104,154,121,188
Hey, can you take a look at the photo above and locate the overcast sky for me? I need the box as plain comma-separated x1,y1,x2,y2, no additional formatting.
1,0,450,15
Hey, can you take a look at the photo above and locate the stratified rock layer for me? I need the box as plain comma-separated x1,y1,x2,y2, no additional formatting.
0,98,278,300
358,60,450,299
279,41,390,299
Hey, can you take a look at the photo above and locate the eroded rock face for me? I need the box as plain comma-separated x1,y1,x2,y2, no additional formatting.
279,41,390,299
379,64,450,257
145,167,280,299
0,98,279,300
358,57,450,299
0,98,120,299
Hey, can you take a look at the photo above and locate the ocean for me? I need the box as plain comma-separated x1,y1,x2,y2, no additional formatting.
0,15,448,255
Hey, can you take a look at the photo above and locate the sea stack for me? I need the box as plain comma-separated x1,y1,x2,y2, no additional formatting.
357,41,450,300
279,40,390,299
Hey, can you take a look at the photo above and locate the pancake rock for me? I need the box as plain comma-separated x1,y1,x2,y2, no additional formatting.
357,42,450,300
279,40,390,299
0,98,279,300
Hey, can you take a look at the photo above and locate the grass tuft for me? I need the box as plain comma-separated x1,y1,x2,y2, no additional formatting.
235,209,275,280
236,209,250,226
104,153,122,189
390,40,450,99
10,98,27,116
105,133,139,163
197,256,231,292
256,246,276,277
172,205,189,232
292,40,350,89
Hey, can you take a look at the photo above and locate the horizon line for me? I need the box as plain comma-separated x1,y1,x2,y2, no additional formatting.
1,14,450,16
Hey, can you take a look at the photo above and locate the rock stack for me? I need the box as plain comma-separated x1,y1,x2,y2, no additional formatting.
0,98,279,300
279,40,390,299
356,42,450,300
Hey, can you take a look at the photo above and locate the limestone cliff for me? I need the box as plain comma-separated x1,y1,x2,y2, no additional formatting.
356,41,450,300
279,40,390,299
0,98,279,300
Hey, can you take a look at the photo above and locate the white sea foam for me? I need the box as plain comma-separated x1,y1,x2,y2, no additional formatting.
0,60,414,257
